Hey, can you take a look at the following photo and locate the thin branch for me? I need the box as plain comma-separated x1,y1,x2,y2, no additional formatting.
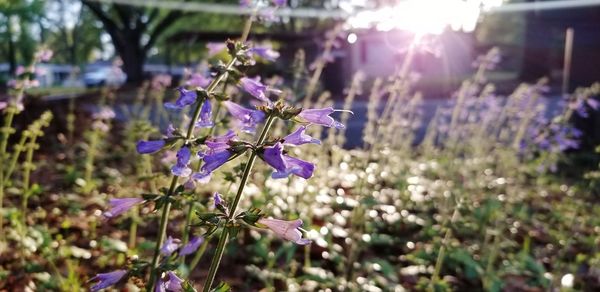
82,0,125,52
113,3,133,29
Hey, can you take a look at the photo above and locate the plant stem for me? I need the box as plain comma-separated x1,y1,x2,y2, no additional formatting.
148,15,255,290
303,24,341,107
84,129,99,191
147,177,178,288
202,115,275,292
0,105,18,237
429,198,462,291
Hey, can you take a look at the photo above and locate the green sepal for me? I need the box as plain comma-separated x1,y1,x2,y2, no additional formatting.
142,193,160,201
183,282,198,292
197,88,210,100
211,282,231,292
237,207,265,226
174,184,186,196
196,212,223,225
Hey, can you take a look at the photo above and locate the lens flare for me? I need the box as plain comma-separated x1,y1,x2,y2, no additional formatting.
347,0,504,35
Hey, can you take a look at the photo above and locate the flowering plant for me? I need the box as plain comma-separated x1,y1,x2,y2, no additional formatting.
92,13,349,290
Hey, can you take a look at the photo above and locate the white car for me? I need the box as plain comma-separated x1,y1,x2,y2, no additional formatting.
83,66,127,87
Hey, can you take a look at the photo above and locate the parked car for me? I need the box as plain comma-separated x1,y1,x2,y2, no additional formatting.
83,66,127,87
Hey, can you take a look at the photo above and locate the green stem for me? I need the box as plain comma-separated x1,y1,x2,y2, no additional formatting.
0,105,18,237
84,129,99,191
20,133,38,251
128,205,140,249
148,15,255,290
147,177,178,288
3,130,27,186
148,40,245,290
429,199,461,291
202,115,276,292
182,79,226,265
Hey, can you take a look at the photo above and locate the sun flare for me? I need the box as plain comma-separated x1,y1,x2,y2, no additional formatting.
347,0,504,35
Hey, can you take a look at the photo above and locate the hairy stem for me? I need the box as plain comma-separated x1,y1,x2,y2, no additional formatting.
201,115,275,292
148,17,254,289
429,198,462,291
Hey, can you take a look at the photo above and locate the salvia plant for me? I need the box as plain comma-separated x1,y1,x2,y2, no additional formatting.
92,5,350,290
0,48,54,239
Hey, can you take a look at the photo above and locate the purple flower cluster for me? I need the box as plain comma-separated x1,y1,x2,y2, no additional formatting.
102,37,353,291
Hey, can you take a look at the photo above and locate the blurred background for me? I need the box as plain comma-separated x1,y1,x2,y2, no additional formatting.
2,1,600,291
2,0,600,146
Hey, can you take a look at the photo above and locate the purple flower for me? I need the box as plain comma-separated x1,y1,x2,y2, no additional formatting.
192,150,232,182
297,107,345,129
34,49,53,62
171,147,192,177
183,178,196,190
152,74,172,89
160,236,181,256
166,124,177,138
136,140,166,154
103,197,144,219
271,0,286,6
90,269,127,292
283,126,321,146
258,218,311,245
223,101,265,133
262,142,287,172
166,271,184,291
165,87,197,110
205,130,237,153
213,192,224,208
179,236,204,256
156,271,184,292
575,100,589,118
195,99,214,128
206,42,227,56
186,73,210,88
587,98,599,110
249,46,280,61
272,155,315,179
93,107,116,120
240,77,270,102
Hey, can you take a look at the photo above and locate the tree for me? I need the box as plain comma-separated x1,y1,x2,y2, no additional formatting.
81,0,187,84
0,0,45,75
46,0,103,65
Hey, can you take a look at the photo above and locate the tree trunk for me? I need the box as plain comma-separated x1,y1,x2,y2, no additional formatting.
118,41,146,85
